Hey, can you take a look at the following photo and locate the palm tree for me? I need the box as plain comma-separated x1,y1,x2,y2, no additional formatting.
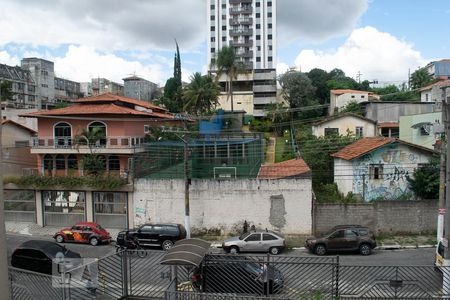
213,46,245,112
183,73,220,115
74,127,106,175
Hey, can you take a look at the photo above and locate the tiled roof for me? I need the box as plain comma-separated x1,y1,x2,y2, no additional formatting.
1,120,37,134
377,122,399,128
257,158,311,179
331,137,435,160
331,89,370,95
313,113,376,126
419,80,450,91
74,93,167,112
21,103,175,119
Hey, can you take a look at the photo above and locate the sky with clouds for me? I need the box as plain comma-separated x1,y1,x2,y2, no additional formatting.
0,0,449,86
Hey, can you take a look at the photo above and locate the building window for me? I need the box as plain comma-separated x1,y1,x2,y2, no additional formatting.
256,2,260,7
324,128,339,136
256,24,260,29
268,1,272,6
144,125,150,133
355,126,363,137
210,26,215,31
269,45,272,51
351,95,355,98
222,25,226,31
54,122,72,147
87,121,107,146
210,4,214,9
43,155,53,171
256,35,261,40
361,95,365,98
67,154,77,170
268,12,272,17
222,36,226,41
210,15,215,21
256,13,260,18
211,48,215,53
369,164,384,180
211,37,215,42
268,56,272,62
222,4,226,8
256,57,261,62
55,154,65,170
108,155,120,171
222,14,226,20
268,23,272,29
268,34,272,40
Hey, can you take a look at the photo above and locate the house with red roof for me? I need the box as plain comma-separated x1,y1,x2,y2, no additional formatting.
331,137,436,201
257,158,311,179
329,89,380,116
22,93,182,178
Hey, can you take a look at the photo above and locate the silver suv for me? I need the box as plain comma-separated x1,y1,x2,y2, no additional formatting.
222,230,286,255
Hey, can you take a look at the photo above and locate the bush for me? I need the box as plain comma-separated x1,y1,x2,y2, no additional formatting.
314,183,361,204
249,119,273,132
4,175,128,190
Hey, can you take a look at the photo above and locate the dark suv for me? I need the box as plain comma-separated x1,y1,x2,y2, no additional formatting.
305,225,377,256
117,223,186,250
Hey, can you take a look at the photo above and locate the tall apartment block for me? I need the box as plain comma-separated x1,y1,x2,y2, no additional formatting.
21,57,56,109
0,64,36,108
207,0,277,117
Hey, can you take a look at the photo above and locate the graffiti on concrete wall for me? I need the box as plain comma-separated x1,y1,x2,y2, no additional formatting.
352,145,426,201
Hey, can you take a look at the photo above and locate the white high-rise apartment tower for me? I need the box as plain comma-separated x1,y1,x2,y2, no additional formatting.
207,0,277,117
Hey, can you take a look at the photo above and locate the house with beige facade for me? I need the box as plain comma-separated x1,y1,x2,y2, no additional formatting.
312,113,377,138
329,89,379,116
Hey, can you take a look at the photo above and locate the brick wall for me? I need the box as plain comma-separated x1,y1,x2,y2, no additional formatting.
314,200,438,235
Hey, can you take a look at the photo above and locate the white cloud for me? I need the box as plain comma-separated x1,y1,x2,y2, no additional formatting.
0,0,206,51
278,0,369,45
294,26,427,82
51,45,169,85
276,62,290,76
0,51,20,66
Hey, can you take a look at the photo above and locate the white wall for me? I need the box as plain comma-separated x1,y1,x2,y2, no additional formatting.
333,158,353,196
133,179,312,235
312,116,376,137
335,93,369,109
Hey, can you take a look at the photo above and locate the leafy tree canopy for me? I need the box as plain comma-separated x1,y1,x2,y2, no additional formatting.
340,100,363,115
279,71,316,109
407,155,439,200
0,80,14,101
410,67,434,90
183,72,220,115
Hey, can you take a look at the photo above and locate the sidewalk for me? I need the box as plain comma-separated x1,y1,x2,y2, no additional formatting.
5,221,122,241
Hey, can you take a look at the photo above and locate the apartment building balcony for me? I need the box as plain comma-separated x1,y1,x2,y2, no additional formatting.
253,69,277,80
229,40,253,47
229,0,252,4
253,84,277,93
229,17,253,26
229,29,253,36
30,136,147,154
236,50,254,58
253,96,277,105
229,7,252,15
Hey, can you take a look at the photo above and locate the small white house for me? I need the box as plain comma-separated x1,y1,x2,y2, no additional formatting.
331,137,435,202
312,113,377,138
329,89,379,116
419,80,450,103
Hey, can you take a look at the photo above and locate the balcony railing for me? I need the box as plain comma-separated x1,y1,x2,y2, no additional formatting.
229,7,252,15
229,17,253,26
30,136,147,149
229,29,253,36
229,40,253,47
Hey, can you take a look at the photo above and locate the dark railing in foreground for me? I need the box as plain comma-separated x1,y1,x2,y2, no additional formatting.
9,249,450,300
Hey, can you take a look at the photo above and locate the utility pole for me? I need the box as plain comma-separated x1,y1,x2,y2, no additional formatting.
443,85,450,296
356,71,362,84
0,82,12,298
183,120,191,238
438,98,446,242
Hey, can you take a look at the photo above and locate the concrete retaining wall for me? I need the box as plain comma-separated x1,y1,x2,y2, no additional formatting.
133,179,313,235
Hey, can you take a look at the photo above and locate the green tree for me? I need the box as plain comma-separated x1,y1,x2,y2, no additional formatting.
182,72,220,115
407,156,439,200
380,90,420,102
265,102,289,135
410,67,433,90
213,45,245,112
161,41,183,112
279,71,316,109
371,84,400,95
307,68,330,105
340,100,363,115
74,128,107,175
0,80,14,101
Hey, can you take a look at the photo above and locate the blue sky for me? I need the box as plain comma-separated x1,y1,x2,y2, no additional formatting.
0,0,448,86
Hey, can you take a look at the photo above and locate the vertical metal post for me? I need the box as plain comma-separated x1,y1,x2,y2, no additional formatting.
122,250,129,297
444,88,450,297
0,82,12,299
183,121,191,238
335,256,340,299
438,99,447,242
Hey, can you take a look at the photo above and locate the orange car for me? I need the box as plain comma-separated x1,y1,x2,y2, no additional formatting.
53,222,111,246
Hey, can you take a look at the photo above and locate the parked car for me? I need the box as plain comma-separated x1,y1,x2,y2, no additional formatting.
435,239,445,268
222,230,286,255
117,223,186,250
191,256,284,295
11,240,81,275
53,222,111,246
305,225,377,256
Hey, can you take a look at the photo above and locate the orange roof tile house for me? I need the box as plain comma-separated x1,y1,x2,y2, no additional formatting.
331,137,435,201
22,93,182,177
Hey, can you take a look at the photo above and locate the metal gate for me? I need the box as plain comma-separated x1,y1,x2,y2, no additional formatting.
42,191,86,226
4,190,35,223
339,265,450,299
93,192,128,228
